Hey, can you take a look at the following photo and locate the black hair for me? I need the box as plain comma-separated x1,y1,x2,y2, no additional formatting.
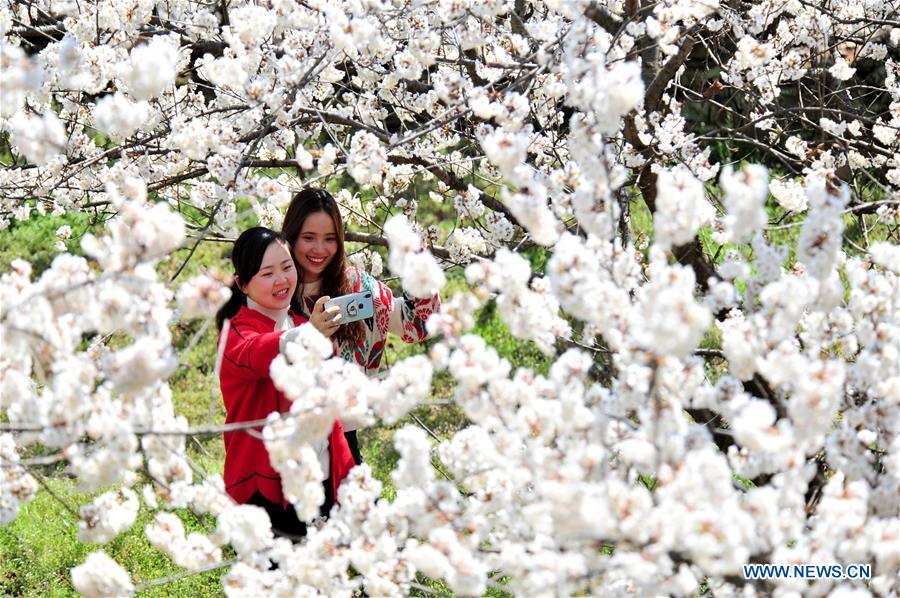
216,226,285,330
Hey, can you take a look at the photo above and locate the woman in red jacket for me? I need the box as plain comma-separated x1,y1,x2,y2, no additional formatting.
215,226,355,539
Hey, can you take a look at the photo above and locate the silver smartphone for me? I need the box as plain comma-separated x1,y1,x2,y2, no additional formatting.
324,291,374,324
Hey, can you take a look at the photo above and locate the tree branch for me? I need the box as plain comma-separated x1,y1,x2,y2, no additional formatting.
645,32,697,111
584,3,623,35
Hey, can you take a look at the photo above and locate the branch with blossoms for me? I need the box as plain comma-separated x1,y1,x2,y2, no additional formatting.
2,0,900,596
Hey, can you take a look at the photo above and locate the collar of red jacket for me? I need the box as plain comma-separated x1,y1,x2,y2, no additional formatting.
234,305,307,328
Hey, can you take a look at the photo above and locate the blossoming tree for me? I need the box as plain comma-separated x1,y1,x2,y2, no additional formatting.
2,0,899,595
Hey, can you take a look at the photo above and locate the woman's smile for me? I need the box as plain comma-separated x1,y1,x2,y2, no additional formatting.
239,240,298,311
294,211,339,282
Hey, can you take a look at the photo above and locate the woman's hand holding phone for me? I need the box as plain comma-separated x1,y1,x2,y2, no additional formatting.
310,296,342,337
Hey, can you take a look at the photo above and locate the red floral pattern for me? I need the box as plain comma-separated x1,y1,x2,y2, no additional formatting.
297,268,440,374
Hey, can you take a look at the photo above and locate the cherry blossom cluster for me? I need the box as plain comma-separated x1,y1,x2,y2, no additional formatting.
1,0,899,595
383,215,445,298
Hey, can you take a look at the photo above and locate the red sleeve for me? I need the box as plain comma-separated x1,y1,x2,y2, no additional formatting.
220,319,284,380
330,419,357,504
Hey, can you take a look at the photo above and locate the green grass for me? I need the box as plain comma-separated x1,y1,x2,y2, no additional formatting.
0,211,93,274
0,476,225,597
0,221,235,595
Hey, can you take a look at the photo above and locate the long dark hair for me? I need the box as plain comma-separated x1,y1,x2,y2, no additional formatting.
282,187,365,348
216,226,285,331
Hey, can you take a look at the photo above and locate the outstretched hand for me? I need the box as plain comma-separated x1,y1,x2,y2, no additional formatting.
309,296,341,337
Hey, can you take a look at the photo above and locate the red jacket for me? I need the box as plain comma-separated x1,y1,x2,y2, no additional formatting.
218,305,356,507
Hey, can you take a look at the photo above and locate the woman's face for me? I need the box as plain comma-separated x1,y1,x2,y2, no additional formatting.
239,240,297,311
293,211,338,282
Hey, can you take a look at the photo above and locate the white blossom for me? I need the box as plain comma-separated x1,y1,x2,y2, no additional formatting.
78,487,139,544
797,177,847,281
124,35,179,100
829,56,857,81
8,110,67,166
719,164,769,243
147,511,222,571
347,131,387,186
869,242,900,274
213,504,274,557
654,166,715,250
481,128,529,180
176,274,231,319
71,551,134,597
0,43,42,117
769,177,808,212
384,215,445,297
92,92,151,140
0,434,38,525
785,136,808,160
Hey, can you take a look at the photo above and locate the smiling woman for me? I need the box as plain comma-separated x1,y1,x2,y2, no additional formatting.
294,211,338,282
214,227,355,540
281,188,442,465
237,241,297,314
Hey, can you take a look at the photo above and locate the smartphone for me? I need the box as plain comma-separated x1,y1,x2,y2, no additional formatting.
324,291,374,324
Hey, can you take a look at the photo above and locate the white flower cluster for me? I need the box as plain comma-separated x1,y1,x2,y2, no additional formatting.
480,127,529,180
123,35,180,101
374,355,434,425
869,242,900,274
0,168,204,588
0,434,38,525
635,260,712,359
653,165,715,250
77,487,139,544
168,116,223,162
80,177,185,270
0,0,899,595
176,274,231,319
347,131,387,187
213,503,274,558
452,185,485,222
547,233,642,349
196,53,248,91
384,215,445,297
92,92,152,140
55,224,73,251
769,176,808,212
466,249,570,354
719,164,769,243
486,211,514,243
479,122,566,245
445,227,486,263
348,248,384,277
267,324,361,518
8,110,67,166
797,177,847,281
332,188,368,226
70,550,134,597
146,511,222,571
0,42,42,117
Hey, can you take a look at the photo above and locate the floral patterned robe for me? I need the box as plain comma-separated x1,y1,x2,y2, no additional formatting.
297,268,441,375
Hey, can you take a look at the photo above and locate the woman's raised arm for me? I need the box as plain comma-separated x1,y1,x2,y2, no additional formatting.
387,287,441,343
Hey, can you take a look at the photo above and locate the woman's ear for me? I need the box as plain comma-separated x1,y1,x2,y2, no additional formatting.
235,275,248,295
